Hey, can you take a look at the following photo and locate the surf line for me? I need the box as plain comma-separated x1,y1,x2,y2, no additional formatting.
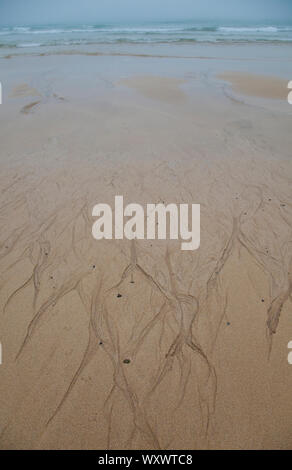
92,195,200,251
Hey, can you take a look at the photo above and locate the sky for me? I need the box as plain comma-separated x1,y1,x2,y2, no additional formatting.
0,0,291,25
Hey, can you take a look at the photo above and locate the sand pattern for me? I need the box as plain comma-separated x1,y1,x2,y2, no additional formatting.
0,72,291,449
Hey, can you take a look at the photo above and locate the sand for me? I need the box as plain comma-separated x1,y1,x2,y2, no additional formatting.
119,76,186,103
9,84,41,99
0,53,292,450
217,72,288,100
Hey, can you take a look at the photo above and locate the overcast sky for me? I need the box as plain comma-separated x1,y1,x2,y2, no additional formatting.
0,0,291,25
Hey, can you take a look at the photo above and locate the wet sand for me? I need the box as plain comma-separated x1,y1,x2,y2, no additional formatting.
0,53,292,450
119,76,186,103
218,72,288,100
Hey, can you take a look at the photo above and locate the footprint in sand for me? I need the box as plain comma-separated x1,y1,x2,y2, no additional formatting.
10,83,66,114
20,100,42,114
10,83,41,98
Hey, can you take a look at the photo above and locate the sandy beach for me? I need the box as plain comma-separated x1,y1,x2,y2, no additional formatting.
0,41,292,450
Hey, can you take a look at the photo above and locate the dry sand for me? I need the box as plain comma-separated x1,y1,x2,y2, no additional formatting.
0,64,292,450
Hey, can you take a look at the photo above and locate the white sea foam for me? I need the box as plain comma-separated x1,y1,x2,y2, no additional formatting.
18,43,42,48
219,26,278,33
1,21,292,48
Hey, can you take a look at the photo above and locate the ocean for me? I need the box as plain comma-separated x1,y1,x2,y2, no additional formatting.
1,19,292,51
